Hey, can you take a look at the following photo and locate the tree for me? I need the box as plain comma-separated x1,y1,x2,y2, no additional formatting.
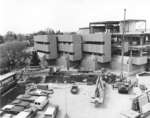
56,30,63,35
16,34,27,41
26,34,34,46
30,51,40,66
33,28,55,36
0,40,30,73
0,35,4,44
4,31,17,42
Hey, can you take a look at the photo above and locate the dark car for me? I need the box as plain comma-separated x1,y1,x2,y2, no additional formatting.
71,85,79,94
15,101,30,109
11,99,21,105
24,107,38,118
118,82,130,94
11,106,24,114
3,105,24,115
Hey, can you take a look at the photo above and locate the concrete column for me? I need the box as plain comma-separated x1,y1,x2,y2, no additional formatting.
128,50,132,76
140,37,144,45
146,35,148,42
140,37,144,56
140,49,143,56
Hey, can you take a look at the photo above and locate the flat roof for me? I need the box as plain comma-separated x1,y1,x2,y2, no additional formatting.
120,19,146,22
0,71,16,81
112,32,150,37
90,21,120,25
79,27,89,30
90,19,146,25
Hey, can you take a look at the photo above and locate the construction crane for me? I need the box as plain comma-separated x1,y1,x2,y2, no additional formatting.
118,9,136,94
120,8,126,80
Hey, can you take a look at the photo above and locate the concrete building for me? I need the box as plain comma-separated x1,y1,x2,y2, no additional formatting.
34,35,57,60
79,21,118,71
88,19,150,75
32,19,150,75
119,19,146,33
110,19,149,75
80,33,111,71
89,20,146,34
89,21,120,33
82,33,111,63
56,34,82,68
112,32,150,75
77,27,90,34
57,34,82,61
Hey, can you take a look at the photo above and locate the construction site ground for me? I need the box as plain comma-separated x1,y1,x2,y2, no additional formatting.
35,83,135,118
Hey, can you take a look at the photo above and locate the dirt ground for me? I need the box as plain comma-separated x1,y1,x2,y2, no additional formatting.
36,83,135,118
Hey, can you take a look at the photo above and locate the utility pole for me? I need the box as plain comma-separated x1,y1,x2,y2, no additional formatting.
128,49,132,77
64,80,69,118
120,9,126,79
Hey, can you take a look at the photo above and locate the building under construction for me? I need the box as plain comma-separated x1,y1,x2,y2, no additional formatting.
34,19,150,75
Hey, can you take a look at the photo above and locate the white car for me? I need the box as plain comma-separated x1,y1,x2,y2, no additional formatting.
136,72,150,90
44,105,59,118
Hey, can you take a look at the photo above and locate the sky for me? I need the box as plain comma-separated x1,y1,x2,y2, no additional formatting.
0,0,150,35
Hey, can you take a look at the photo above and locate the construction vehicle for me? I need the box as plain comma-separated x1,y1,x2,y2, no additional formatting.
117,75,136,94
118,79,133,94
91,74,105,107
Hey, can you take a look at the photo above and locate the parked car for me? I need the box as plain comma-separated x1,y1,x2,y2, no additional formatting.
29,89,50,96
10,106,24,115
118,82,130,94
14,107,38,118
44,105,59,118
2,104,24,115
1,113,14,118
71,85,79,94
16,94,34,102
15,101,30,109
34,96,49,110
11,99,21,105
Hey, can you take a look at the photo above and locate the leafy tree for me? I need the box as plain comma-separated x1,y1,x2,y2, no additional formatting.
46,28,55,34
16,34,27,41
4,31,17,42
56,30,63,35
26,34,34,46
33,28,56,36
0,41,30,73
0,35,4,44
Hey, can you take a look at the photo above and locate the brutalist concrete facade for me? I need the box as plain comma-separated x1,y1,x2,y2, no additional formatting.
33,33,111,70
34,35,57,59
57,34,82,61
80,33,111,71
82,33,111,63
